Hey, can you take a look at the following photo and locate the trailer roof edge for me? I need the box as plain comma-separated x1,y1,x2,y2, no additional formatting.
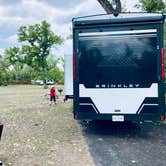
73,13,164,26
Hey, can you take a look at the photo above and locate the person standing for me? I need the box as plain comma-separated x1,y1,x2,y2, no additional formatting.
50,86,56,105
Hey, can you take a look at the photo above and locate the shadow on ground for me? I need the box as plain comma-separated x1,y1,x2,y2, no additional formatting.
80,120,166,166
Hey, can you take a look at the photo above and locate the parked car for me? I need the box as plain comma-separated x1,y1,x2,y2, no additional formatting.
35,80,44,85
45,79,54,85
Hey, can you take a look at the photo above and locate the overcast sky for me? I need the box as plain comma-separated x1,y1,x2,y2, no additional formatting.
0,0,139,57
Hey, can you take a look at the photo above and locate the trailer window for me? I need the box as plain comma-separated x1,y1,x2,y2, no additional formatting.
78,32,157,88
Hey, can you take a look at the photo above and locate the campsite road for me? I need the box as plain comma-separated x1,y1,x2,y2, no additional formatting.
80,121,166,166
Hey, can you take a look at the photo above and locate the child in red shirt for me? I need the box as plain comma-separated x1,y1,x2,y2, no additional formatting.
50,86,56,105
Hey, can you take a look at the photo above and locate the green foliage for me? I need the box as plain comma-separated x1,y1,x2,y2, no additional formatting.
135,0,166,12
1,21,64,85
30,67,64,84
5,47,24,72
4,21,63,72
0,55,9,85
6,65,32,82
0,54,10,69
18,21,63,71
47,54,59,69
0,69,9,86
5,47,21,64
48,67,64,84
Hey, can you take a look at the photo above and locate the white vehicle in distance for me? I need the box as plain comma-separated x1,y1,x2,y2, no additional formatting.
31,80,44,85
36,80,44,85
46,79,54,85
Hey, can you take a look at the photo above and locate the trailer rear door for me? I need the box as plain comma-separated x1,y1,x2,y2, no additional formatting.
79,29,158,89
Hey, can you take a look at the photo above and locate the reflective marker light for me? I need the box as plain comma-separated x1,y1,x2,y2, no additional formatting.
160,115,165,121
161,48,165,64
161,48,165,80
74,114,78,120
73,52,76,80
161,64,165,80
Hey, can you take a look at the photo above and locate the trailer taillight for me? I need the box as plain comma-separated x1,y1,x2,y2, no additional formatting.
73,52,76,80
161,48,165,80
74,114,78,120
160,115,165,121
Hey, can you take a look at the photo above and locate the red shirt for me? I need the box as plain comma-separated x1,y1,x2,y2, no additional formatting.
50,88,55,97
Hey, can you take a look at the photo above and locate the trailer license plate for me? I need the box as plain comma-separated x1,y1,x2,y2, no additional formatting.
112,115,124,122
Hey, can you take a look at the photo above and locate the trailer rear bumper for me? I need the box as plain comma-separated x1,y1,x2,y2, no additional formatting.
74,113,165,122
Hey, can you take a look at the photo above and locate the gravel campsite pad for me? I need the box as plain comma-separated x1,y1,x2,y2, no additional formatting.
0,85,94,166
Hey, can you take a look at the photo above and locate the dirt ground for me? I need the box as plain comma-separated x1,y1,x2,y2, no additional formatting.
0,85,95,166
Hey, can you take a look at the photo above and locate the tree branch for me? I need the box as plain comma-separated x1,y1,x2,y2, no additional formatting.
97,0,121,16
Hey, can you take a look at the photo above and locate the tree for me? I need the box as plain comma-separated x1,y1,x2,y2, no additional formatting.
0,55,10,85
19,21,63,71
5,21,63,72
5,47,24,71
48,67,64,84
135,0,166,12
0,54,10,70
97,0,121,16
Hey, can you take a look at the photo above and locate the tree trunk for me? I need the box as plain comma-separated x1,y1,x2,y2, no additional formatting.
97,0,121,16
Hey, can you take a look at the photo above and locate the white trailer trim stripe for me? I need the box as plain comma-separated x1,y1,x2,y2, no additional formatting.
79,34,156,40
79,29,157,37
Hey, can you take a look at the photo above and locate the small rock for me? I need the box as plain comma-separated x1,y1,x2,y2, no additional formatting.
78,149,82,152
13,143,19,147
27,139,31,142
47,161,54,165
131,160,136,164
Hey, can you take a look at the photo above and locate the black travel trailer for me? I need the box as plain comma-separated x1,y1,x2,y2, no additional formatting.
72,13,165,122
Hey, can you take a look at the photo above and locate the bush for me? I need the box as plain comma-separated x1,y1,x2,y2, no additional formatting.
32,67,64,84
2,66,64,85
0,69,8,86
48,67,64,84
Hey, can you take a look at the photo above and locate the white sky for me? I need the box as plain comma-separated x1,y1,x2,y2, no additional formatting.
0,0,139,56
